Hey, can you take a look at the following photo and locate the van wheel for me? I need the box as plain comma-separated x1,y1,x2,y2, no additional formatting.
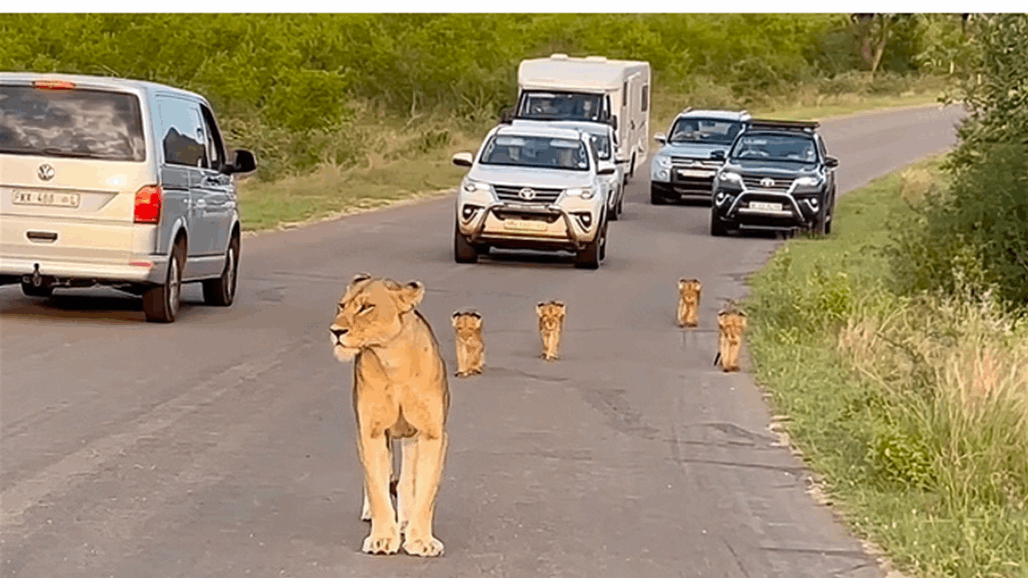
144,240,185,323
21,281,53,298
203,234,240,306
454,224,478,264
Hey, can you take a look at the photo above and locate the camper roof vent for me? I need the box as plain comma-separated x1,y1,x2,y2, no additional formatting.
550,53,569,60
585,56,608,62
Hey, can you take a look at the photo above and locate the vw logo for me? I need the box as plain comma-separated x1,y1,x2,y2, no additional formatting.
760,177,775,188
37,164,55,181
518,188,536,201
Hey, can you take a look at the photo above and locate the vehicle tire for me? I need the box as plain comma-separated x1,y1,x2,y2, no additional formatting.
21,281,53,298
575,225,604,270
454,224,478,264
598,220,608,262
617,189,625,217
202,233,240,307
650,186,666,205
143,239,185,323
812,204,828,236
710,209,729,237
824,196,834,235
609,192,620,221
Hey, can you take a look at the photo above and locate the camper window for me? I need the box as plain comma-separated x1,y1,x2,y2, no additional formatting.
517,91,604,122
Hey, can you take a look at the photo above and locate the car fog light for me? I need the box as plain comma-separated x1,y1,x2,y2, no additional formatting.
576,213,593,228
461,205,480,220
659,170,669,180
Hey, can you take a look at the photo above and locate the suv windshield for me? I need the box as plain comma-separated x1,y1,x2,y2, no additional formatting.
730,133,818,164
517,91,605,123
0,85,146,162
669,118,743,145
480,134,591,172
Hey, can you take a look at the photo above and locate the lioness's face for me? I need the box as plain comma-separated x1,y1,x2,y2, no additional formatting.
679,279,701,305
718,311,747,341
329,274,425,362
536,301,566,331
452,312,482,339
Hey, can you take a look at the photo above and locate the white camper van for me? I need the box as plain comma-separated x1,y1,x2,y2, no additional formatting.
513,54,651,184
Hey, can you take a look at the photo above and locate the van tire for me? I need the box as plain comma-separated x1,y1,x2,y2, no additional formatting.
203,234,239,307
144,239,185,323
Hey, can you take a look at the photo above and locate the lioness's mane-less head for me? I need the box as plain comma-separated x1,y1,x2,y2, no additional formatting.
536,300,566,330
717,308,747,340
678,278,702,304
452,310,483,339
329,272,426,362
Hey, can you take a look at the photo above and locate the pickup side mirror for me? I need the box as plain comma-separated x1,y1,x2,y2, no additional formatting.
223,149,257,175
710,150,726,161
825,156,839,168
654,132,667,145
452,152,474,168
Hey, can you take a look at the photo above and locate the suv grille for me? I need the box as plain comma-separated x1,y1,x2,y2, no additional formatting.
493,185,563,203
742,175,793,192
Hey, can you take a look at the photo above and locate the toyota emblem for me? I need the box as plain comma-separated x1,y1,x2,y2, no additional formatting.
38,164,55,181
518,188,536,201
760,177,775,188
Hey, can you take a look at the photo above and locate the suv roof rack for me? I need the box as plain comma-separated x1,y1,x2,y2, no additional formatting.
747,118,820,132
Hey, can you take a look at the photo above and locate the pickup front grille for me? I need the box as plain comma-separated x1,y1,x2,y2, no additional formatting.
493,185,563,203
742,175,793,192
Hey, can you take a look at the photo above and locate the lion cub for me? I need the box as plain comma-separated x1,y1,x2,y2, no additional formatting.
677,278,702,328
452,310,485,377
714,304,747,373
536,300,566,361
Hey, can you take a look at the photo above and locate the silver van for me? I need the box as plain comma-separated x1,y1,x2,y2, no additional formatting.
0,72,257,323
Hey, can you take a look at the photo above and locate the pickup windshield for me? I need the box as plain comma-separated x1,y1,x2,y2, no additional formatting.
669,118,743,146
0,85,146,162
480,134,591,172
517,91,605,123
730,133,818,164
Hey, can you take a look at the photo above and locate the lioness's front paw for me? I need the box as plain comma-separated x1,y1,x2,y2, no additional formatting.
403,534,444,557
362,529,401,555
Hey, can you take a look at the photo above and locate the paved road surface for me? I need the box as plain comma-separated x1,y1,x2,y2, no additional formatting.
0,104,965,578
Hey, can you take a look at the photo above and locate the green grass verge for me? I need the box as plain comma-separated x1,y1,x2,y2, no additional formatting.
238,79,947,234
744,156,1028,578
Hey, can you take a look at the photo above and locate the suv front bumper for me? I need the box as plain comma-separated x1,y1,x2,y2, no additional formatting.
457,198,603,252
711,188,823,232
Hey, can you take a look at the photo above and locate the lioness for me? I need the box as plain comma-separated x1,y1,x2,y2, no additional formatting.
714,304,747,373
677,278,702,328
452,310,485,377
536,300,566,361
329,273,450,557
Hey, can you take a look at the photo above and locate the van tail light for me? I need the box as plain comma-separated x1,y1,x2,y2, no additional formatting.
134,186,163,224
33,80,76,90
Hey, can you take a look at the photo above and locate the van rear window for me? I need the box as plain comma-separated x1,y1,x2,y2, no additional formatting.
0,85,146,162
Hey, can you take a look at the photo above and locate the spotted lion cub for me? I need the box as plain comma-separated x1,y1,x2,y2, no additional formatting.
677,278,702,328
452,310,485,377
536,301,566,361
714,304,747,373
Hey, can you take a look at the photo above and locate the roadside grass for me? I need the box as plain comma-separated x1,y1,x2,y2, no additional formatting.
238,76,948,233
744,156,1028,578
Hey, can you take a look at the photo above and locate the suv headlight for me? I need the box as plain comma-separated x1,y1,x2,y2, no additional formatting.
793,176,823,191
717,171,744,191
462,178,492,194
565,187,597,200
655,156,672,169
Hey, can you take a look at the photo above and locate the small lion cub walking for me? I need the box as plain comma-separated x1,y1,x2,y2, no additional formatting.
536,300,566,361
677,278,702,328
714,304,747,373
452,310,485,377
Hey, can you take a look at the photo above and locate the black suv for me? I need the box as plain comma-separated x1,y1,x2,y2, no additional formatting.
709,119,839,237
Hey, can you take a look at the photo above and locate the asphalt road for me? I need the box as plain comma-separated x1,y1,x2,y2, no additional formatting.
0,103,965,578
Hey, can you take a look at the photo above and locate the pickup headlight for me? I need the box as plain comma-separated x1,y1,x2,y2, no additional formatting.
565,187,597,200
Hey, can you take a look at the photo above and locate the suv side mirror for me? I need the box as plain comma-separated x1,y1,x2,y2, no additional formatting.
500,106,515,124
452,152,474,168
710,150,726,161
224,149,257,175
825,156,839,168
654,132,667,145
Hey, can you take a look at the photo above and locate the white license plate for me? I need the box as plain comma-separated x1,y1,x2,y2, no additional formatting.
749,201,783,212
12,190,81,208
503,219,547,231
678,169,714,178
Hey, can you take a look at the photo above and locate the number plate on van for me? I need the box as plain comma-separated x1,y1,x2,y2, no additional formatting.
12,190,81,208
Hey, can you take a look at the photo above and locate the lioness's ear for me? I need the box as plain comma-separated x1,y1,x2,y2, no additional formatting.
349,272,372,289
452,311,461,327
553,300,565,309
678,278,686,288
395,280,425,312
536,302,545,315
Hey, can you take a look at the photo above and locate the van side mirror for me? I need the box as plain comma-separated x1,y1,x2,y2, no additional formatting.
598,166,616,176
225,149,257,174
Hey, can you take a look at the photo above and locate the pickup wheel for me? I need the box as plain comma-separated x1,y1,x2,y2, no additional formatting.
143,239,185,323
650,186,666,205
202,234,240,306
21,281,54,298
710,209,729,237
454,224,478,264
